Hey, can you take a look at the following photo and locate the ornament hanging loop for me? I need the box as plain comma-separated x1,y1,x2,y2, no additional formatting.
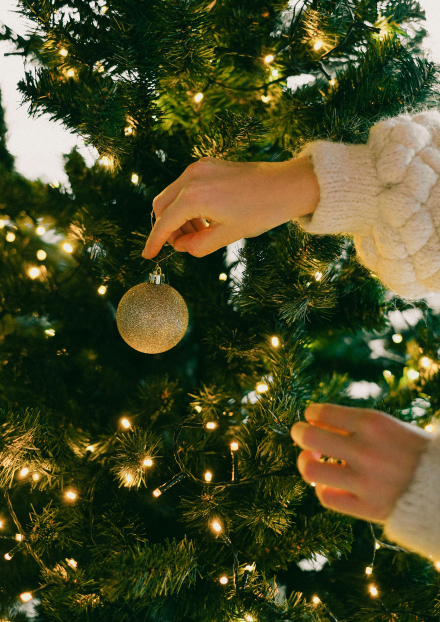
149,266,165,284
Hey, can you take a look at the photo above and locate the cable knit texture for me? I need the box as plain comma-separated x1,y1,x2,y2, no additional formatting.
297,108,440,300
383,430,440,560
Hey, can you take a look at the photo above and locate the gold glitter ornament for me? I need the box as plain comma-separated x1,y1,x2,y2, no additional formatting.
116,268,188,353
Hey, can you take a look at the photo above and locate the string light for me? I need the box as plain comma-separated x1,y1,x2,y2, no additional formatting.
365,566,372,575
29,267,40,279
101,156,110,166
63,243,73,253
32,473,40,481
131,173,139,184
219,273,227,281
98,65,105,72
121,418,130,428
312,596,320,604
67,558,77,568
434,561,440,571
36,226,46,235
261,95,270,103
194,405,202,413
245,564,254,571
383,370,392,378
206,422,217,430
101,5,108,12
219,576,228,585
59,48,68,57
20,468,29,477
256,382,268,393
375,542,380,549
194,92,204,103
4,553,12,560
425,424,434,433
204,471,212,482
230,442,239,452
45,329,55,336
124,126,133,136
420,357,431,368
407,369,419,380
310,482,316,486
0,520,2,528
125,474,133,484
313,41,323,50
143,458,153,467
264,54,274,63
212,521,222,532
153,489,162,497
330,79,336,85
315,271,323,281
271,336,279,347
66,491,77,500
36,250,47,260
15,534,23,541
97,285,107,295
244,615,253,622
67,69,75,77
0,219,4,228
20,593,33,603
6,232,15,242
271,69,278,77
392,334,403,343
369,585,378,597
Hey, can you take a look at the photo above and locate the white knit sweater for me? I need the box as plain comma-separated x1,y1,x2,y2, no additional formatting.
296,108,440,561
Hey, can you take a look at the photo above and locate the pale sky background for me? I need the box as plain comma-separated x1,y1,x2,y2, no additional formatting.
0,0,439,186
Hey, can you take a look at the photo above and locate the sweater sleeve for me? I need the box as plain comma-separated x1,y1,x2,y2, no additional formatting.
296,108,440,300
382,430,440,561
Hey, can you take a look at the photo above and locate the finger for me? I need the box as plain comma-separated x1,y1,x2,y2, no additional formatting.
297,450,356,492
172,223,232,257
305,403,362,434
314,484,385,523
167,218,209,246
291,421,354,462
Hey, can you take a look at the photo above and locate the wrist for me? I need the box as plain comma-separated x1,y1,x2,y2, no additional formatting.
279,156,320,221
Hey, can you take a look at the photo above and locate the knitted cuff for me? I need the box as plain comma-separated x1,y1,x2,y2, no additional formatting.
383,431,440,561
296,141,381,237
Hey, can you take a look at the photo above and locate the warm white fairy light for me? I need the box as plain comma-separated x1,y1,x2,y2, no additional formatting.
392,334,403,343
420,356,431,368
425,424,434,433
0,520,2,528
125,474,133,484
194,405,202,413
121,418,130,428
63,243,73,253
32,473,40,481
271,69,278,77
434,561,440,571
315,271,323,281
66,491,77,500
271,336,279,347
244,615,254,622
20,468,29,477
312,596,320,604
330,79,336,85
153,489,162,497
67,69,75,77
204,471,212,482
60,48,68,57
0,219,5,228
101,156,110,166
36,250,47,260
4,553,12,560
131,173,139,184
369,585,378,597
264,54,274,63
245,564,254,571
212,521,222,532
375,542,380,549
194,93,204,103
29,267,41,279
219,576,228,585
230,442,239,452
98,285,107,295
124,126,133,136
206,422,217,430
45,329,55,336
20,593,33,603
219,273,227,281
365,566,372,575
256,382,268,393
15,534,24,541
101,5,108,12
310,482,316,486
313,41,323,50
67,558,77,568
383,370,392,378
407,369,419,380
6,232,15,242
261,95,270,103
36,226,46,235
143,458,153,467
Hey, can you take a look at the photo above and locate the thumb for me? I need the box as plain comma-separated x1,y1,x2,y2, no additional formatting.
174,224,231,257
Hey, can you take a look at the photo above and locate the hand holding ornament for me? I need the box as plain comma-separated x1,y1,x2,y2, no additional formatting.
142,156,320,259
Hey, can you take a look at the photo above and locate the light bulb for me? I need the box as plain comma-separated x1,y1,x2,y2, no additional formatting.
311,482,316,486
32,473,40,481
101,5,108,12
121,418,130,428
36,250,47,260
15,534,23,541
375,542,380,549
29,267,40,279
312,596,320,604
60,48,68,56
124,126,133,136
330,79,336,85
261,95,270,103
101,156,110,166
392,334,403,343
86,445,95,452
63,243,73,253
98,65,105,72
256,383,268,393
264,54,274,63
206,422,216,430
383,370,392,378
45,329,55,336
98,285,107,295
219,273,227,281
125,474,133,483
407,369,419,380
67,558,77,568
67,69,75,77
153,489,162,497
369,585,378,597
194,405,202,413
212,521,222,532
36,226,46,235
6,232,15,242
204,471,212,482
420,356,431,368
365,566,372,575
0,219,4,228
271,336,279,347
245,565,254,571
20,467,29,477
315,271,322,281
20,593,33,602
425,424,434,433
219,576,228,584
313,41,323,50
230,442,239,452
194,92,204,103
244,615,253,622
4,553,12,560
66,491,77,500
271,69,278,77
131,173,139,184
144,458,153,467
434,561,440,571
0,520,2,528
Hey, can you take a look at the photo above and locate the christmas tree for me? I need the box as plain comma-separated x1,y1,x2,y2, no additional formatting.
1,0,440,620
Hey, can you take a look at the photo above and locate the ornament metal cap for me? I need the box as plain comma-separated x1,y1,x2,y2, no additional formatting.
148,266,165,284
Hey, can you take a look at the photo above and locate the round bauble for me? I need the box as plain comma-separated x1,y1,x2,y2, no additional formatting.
116,270,188,354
